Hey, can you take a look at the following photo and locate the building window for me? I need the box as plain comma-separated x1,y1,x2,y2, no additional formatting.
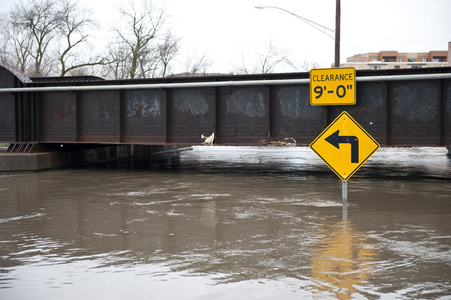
408,58,416,62
433,58,443,62
412,65,422,68
394,66,400,69
398,58,402,62
422,58,428,62
372,58,377,62
371,66,381,70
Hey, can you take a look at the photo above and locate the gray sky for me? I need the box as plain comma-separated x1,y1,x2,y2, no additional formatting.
1,0,451,73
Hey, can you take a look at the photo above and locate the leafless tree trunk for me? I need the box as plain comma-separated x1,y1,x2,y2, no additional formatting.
1,0,180,78
0,15,34,74
10,0,62,77
57,0,103,76
110,0,165,79
0,0,104,77
158,32,180,77
102,43,128,80
258,39,287,73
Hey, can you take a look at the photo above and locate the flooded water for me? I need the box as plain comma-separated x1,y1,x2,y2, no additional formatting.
0,146,450,299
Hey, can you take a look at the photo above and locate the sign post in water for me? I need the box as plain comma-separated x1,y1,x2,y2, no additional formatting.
309,111,380,219
309,67,357,217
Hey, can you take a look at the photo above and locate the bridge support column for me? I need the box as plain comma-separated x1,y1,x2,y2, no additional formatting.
447,147,451,158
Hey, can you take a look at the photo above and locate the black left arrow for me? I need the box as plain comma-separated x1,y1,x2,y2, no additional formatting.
325,130,359,163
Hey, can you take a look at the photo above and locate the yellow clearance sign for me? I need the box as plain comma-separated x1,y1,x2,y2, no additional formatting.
310,111,379,181
310,67,356,106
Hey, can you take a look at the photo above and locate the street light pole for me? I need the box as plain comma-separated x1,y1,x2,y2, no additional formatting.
335,0,341,67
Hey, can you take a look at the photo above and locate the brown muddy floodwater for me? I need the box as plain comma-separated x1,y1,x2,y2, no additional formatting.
0,146,450,299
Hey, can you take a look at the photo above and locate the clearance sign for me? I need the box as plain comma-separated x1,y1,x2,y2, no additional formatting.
309,67,380,182
310,67,356,106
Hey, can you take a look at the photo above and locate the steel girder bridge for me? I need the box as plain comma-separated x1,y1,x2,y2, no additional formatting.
1,64,451,152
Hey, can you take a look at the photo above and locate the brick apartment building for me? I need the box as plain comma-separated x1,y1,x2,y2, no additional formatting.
343,42,450,70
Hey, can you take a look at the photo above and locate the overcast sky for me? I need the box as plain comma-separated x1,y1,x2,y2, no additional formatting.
1,0,451,74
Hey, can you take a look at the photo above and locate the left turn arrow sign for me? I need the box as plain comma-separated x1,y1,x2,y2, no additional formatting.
325,130,359,163
309,111,380,181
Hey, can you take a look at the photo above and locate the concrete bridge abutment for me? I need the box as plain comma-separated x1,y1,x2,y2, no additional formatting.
0,144,182,172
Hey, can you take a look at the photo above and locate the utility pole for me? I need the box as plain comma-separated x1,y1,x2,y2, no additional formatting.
335,0,341,67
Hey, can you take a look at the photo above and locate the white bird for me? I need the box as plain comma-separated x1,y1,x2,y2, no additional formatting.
201,132,215,145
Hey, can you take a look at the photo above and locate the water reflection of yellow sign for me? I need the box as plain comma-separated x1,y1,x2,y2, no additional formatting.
310,221,377,299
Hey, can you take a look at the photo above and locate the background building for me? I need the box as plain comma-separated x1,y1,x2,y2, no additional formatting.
343,42,450,70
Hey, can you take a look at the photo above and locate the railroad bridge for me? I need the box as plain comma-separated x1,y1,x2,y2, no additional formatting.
1,64,451,152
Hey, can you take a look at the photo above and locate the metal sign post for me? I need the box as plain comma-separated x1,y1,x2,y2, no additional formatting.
342,180,348,220
342,180,347,205
310,111,379,218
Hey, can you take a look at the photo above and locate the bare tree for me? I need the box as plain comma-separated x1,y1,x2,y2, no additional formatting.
184,52,212,75
257,39,290,73
158,32,180,77
102,43,128,80
10,0,62,77
234,52,252,75
235,39,293,74
0,0,105,77
298,60,321,72
1,0,179,78
56,0,103,76
109,0,165,79
0,14,34,73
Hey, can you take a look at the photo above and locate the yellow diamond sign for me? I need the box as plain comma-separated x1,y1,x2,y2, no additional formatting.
310,111,379,181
